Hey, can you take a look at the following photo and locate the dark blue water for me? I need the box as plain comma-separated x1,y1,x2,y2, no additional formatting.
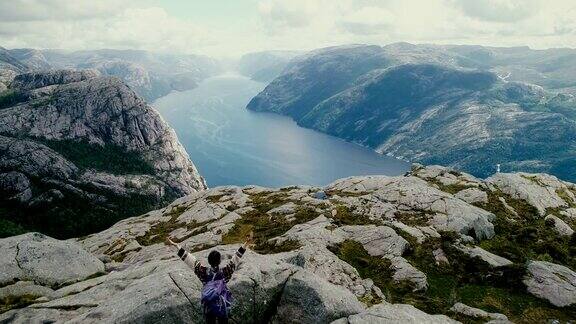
154,74,409,188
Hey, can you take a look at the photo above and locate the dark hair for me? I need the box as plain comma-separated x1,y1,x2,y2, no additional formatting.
208,250,221,268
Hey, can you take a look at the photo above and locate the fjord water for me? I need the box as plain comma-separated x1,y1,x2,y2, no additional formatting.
154,74,409,188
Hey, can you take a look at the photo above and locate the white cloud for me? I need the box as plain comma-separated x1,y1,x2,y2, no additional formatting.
452,0,541,22
0,0,141,21
254,0,576,52
0,6,214,54
0,0,574,57
338,7,396,35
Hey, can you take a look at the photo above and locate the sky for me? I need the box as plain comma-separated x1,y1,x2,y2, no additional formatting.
0,0,575,58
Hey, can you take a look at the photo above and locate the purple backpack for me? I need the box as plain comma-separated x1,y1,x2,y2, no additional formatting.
201,269,233,317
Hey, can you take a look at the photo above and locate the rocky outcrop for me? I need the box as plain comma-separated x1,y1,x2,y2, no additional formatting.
455,188,488,204
545,214,574,237
9,69,99,90
456,246,513,268
0,70,206,238
0,232,103,287
450,303,510,323
487,173,573,216
1,165,575,322
332,303,458,323
275,270,365,323
523,261,576,307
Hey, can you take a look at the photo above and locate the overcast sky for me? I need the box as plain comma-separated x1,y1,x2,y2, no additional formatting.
0,0,575,58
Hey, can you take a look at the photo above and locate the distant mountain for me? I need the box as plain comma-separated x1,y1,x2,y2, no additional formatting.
5,48,222,101
0,47,29,91
237,50,301,82
0,70,206,238
248,43,576,181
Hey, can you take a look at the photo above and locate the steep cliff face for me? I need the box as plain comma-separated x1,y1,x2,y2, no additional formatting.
247,44,576,181
0,70,206,238
0,165,574,323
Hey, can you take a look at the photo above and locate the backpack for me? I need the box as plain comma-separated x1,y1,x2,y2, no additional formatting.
201,269,233,317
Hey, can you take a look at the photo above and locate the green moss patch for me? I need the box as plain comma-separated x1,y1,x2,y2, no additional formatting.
205,194,226,203
394,211,431,227
428,178,476,194
135,206,208,246
458,285,576,323
478,191,575,269
331,205,374,226
325,189,367,197
248,191,291,213
330,233,575,323
223,192,319,253
556,189,576,208
36,138,156,175
1,294,42,313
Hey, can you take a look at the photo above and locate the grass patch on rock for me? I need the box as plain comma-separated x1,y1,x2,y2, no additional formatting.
331,205,375,226
427,178,476,195
325,189,367,198
223,206,318,254
135,205,205,246
477,191,575,269
394,211,432,227
223,191,319,253
0,294,42,313
458,285,576,323
556,189,576,208
330,232,575,323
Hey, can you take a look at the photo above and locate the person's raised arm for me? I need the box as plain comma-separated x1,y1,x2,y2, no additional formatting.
166,237,198,270
222,232,254,279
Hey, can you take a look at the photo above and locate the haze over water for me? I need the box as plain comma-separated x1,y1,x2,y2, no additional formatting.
154,74,410,188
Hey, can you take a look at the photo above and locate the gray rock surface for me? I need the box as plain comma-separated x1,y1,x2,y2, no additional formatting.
457,246,513,268
487,173,571,216
332,303,459,323
327,174,495,240
387,256,428,291
523,260,576,307
274,269,365,323
286,245,383,300
0,232,104,287
10,69,99,90
450,303,509,322
2,165,576,322
455,188,488,204
545,214,574,237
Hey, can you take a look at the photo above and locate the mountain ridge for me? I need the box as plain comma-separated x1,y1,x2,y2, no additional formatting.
2,47,222,101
